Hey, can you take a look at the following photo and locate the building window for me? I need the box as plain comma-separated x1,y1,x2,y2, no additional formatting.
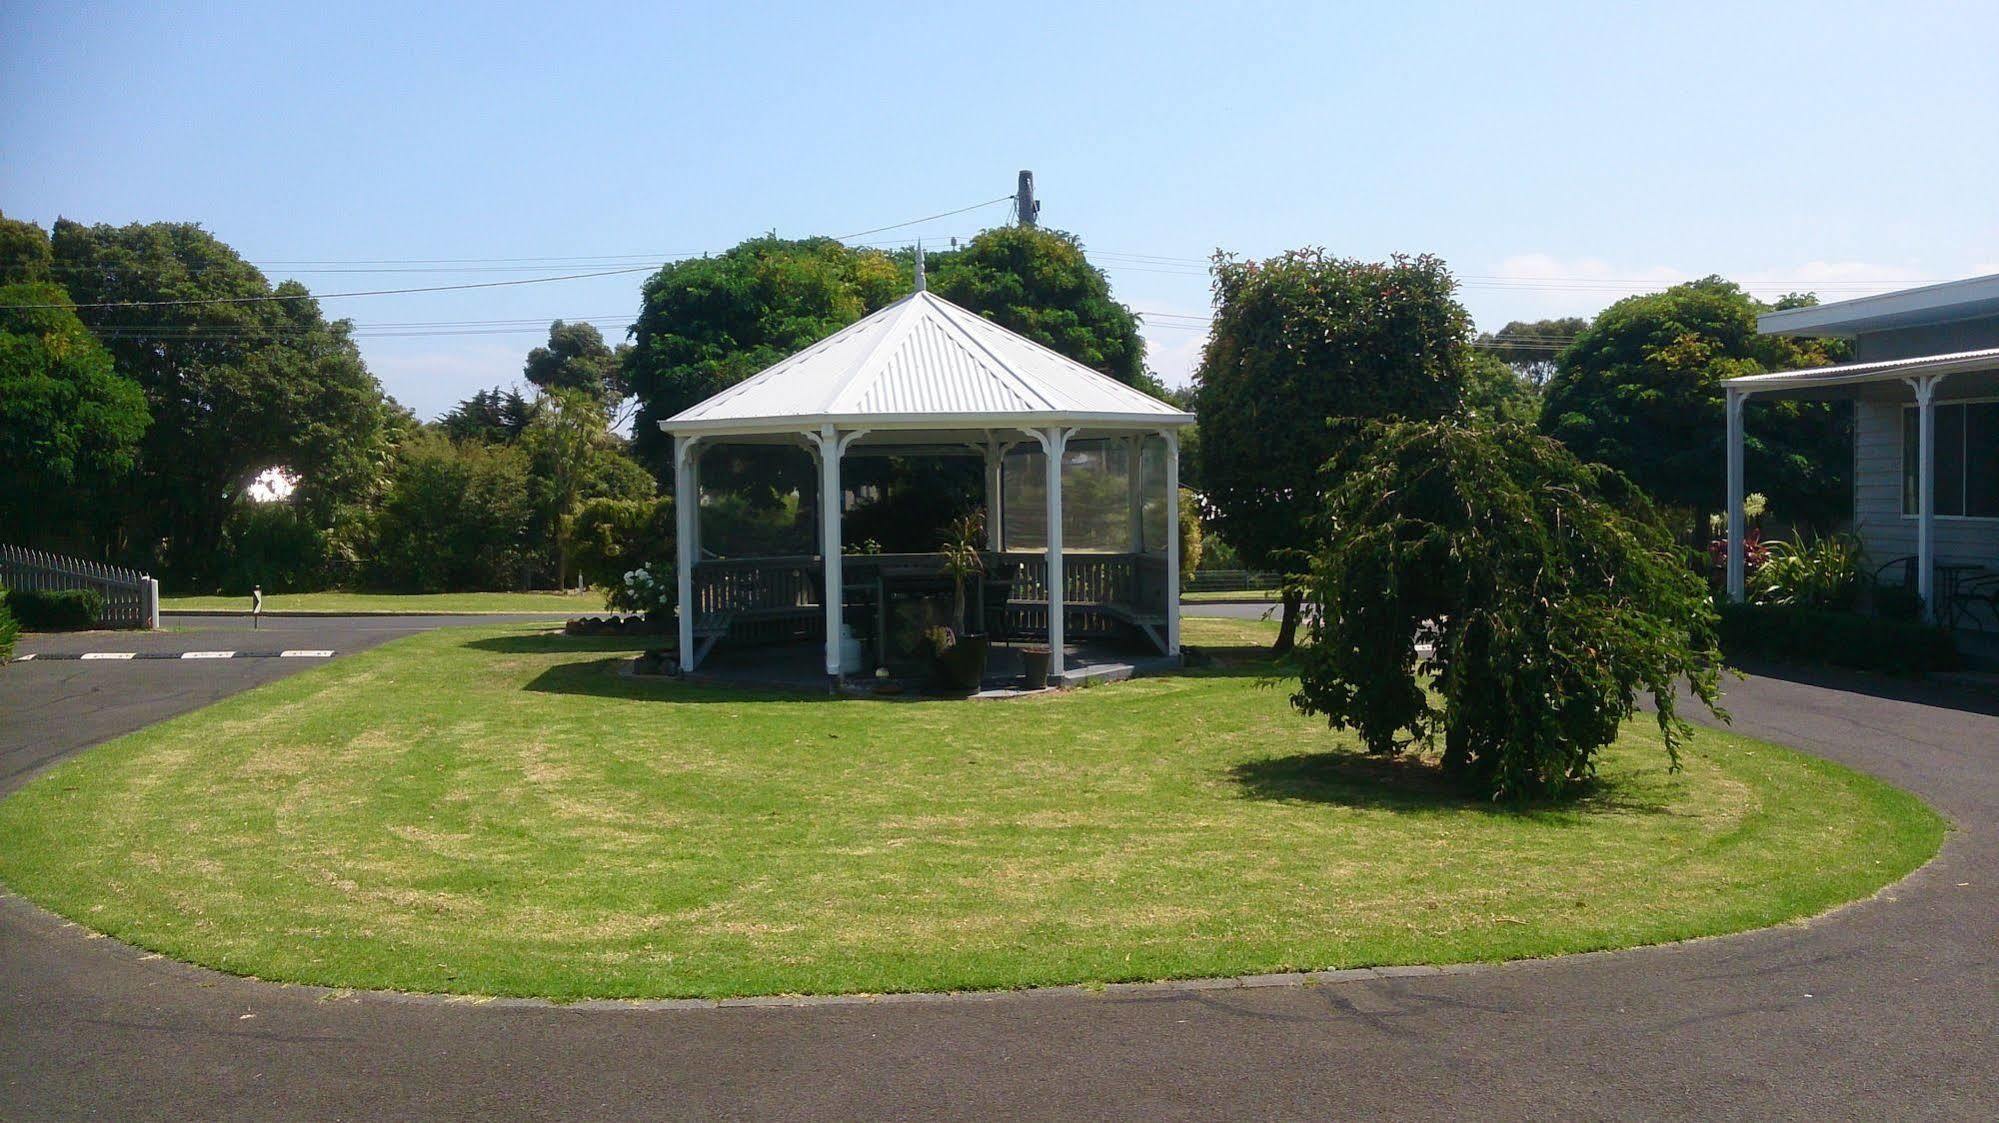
1903,400,1999,518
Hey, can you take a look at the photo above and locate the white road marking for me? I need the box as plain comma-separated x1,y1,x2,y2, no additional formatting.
14,653,34,661
80,652,136,660
279,650,334,658
181,650,236,659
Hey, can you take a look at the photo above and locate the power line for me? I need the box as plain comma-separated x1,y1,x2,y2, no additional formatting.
0,265,661,311
830,195,1012,241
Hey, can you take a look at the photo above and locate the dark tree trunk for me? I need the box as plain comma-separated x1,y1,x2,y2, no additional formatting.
1272,588,1305,654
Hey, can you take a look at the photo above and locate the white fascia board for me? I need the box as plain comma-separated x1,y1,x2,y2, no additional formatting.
660,411,1195,439
1724,349,1999,393
1757,273,1999,337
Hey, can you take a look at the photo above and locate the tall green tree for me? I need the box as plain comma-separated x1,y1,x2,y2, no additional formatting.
0,212,54,284
1195,250,1473,651
524,320,629,407
440,387,538,443
926,226,1162,396
1477,317,1588,386
0,281,151,549
369,432,536,592
48,220,395,583
1538,278,1850,530
625,236,903,484
522,388,653,587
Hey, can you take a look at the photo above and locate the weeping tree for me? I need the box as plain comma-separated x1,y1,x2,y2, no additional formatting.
1292,420,1724,801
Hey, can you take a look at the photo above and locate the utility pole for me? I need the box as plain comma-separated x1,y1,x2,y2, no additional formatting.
1016,170,1039,227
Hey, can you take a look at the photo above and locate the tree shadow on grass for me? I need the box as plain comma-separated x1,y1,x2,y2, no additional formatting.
1178,643,1300,682
1227,750,1676,820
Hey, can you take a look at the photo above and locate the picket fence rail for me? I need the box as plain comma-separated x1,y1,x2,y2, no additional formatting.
0,544,159,629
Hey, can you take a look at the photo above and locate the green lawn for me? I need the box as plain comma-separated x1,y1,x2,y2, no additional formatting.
161,590,594,614
0,618,1942,1001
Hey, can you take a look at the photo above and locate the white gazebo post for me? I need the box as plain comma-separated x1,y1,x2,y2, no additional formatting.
1725,389,1747,602
1162,429,1180,656
1126,436,1145,554
674,435,701,672
984,438,1008,551
807,425,867,684
1030,427,1076,678
1908,375,1943,620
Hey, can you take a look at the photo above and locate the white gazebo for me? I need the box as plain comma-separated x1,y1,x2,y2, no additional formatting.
659,266,1195,686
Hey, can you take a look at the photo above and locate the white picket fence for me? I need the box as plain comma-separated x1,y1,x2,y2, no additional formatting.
0,544,159,629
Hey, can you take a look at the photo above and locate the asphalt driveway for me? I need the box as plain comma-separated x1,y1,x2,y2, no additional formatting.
0,613,1993,1119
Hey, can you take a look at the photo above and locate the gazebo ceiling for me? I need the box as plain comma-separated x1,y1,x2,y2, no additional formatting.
659,290,1194,438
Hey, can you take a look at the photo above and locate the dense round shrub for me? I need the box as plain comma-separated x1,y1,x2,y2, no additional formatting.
1293,420,1724,801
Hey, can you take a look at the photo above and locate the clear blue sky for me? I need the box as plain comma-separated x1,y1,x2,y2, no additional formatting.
6,1,1996,420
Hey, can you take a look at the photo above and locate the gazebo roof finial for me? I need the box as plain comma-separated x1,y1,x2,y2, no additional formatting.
913,241,926,293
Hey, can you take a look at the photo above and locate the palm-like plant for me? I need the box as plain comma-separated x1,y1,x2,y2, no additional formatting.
938,510,986,634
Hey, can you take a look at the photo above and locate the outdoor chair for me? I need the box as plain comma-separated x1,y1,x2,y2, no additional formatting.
982,562,1019,644
1948,572,1999,633
1873,555,1916,589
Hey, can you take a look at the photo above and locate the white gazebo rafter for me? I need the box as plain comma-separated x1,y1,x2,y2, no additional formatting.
661,263,1195,686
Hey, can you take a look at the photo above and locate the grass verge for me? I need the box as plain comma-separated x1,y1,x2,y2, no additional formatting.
0,618,1943,1000
161,591,593,614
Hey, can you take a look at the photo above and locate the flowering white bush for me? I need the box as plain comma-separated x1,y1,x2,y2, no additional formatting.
605,561,675,617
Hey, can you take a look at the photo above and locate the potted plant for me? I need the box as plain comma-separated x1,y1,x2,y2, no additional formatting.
931,511,990,692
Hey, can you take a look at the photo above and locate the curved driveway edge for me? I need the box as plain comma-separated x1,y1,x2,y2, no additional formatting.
2,618,1994,1119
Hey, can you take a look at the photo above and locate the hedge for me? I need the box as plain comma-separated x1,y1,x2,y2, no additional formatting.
1716,602,1959,674
4,587,104,631
0,591,17,660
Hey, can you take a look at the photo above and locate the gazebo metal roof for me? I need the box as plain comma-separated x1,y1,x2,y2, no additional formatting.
659,289,1194,437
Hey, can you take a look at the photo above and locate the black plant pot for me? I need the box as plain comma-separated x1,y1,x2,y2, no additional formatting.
932,633,991,694
1020,646,1052,690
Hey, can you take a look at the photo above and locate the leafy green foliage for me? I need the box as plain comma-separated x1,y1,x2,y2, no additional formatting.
5,587,103,631
0,587,17,660
0,212,54,284
1293,421,1724,801
439,387,537,443
1461,350,1542,427
49,219,397,586
570,497,675,589
1539,278,1851,528
1476,317,1588,386
0,281,151,548
522,389,648,586
926,226,1160,395
625,236,902,482
1750,534,1865,610
1195,250,1473,650
368,433,536,592
216,502,333,594
524,320,629,406
1716,602,1956,673
1176,487,1203,587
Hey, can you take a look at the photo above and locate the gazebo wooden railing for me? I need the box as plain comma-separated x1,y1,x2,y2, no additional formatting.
688,551,1171,653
